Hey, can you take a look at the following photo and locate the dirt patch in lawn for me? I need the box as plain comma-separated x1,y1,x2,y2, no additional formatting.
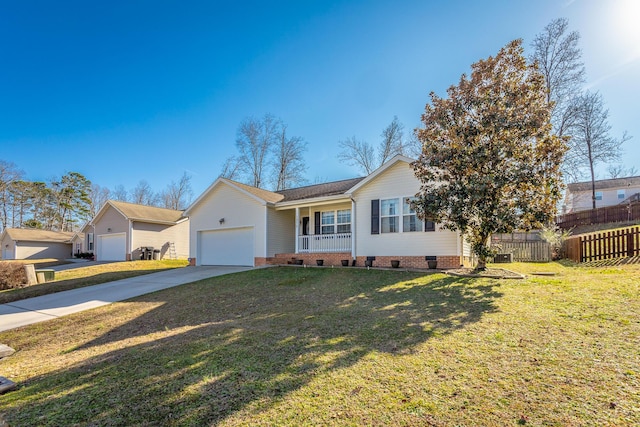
446,267,525,279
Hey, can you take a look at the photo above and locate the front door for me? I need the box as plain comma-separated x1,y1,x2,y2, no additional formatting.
302,217,310,235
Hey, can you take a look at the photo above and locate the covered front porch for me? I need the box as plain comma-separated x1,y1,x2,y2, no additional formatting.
278,197,355,256
298,232,351,253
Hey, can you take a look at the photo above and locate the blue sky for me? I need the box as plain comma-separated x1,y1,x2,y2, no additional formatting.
1,0,638,200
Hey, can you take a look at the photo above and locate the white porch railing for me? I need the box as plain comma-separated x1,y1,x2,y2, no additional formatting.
298,233,352,253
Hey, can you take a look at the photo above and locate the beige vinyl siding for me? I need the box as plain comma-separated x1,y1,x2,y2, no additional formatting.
1,234,15,259
568,184,640,212
352,161,459,257
131,220,190,259
462,235,472,257
94,204,129,235
94,204,130,258
267,208,295,256
16,242,72,260
189,182,268,263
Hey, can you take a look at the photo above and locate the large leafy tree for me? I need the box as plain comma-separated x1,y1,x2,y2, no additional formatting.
412,39,566,270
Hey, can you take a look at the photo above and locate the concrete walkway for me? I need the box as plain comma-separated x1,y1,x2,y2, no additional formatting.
0,266,251,332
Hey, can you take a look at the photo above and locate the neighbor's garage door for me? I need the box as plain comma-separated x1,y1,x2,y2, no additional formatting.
199,227,254,266
98,233,126,261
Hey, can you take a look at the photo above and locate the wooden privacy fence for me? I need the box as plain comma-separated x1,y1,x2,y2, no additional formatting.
491,241,552,262
557,200,640,229
564,225,640,263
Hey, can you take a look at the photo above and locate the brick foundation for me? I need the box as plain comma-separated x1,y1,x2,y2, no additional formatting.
266,253,463,269
355,255,462,269
254,257,271,267
269,253,353,267
189,258,196,266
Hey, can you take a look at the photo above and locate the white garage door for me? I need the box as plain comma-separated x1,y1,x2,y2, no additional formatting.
199,227,254,266
98,234,126,261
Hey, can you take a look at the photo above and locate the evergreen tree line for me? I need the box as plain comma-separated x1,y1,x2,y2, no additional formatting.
0,161,192,233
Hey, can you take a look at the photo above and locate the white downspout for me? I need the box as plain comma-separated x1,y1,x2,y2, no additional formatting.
129,219,133,260
295,207,300,254
351,198,356,259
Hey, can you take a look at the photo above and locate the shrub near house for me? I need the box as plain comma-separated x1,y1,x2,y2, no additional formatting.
0,263,27,290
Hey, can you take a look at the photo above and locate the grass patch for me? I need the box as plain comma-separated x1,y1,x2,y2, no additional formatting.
0,260,188,304
0,264,638,425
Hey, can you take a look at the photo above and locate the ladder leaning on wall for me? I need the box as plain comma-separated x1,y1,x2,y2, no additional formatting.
168,242,177,260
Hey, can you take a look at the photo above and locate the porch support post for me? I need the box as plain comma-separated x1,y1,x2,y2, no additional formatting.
351,198,356,259
295,207,300,254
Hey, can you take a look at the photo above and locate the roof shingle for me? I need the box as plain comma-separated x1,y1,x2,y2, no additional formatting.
567,175,640,192
109,200,185,223
4,228,75,243
277,177,365,202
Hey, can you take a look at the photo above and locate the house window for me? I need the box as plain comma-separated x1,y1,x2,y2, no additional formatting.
381,198,400,233
321,211,335,234
87,233,94,251
320,210,351,234
595,191,603,201
75,243,81,253
402,197,423,232
336,209,351,233
618,189,625,200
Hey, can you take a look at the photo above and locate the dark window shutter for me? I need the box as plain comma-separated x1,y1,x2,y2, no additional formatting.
371,199,380,234
314,211,321,235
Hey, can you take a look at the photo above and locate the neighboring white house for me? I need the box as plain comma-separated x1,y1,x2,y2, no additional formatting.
564,175,640,213
0,228,75,260
88,200,189,261
185,155,471,268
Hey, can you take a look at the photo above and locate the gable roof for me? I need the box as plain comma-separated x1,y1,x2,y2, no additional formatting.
184,178,284,215
3,228,75,243
227,180,285,204
70,232,85,242
347,155,415,193
94,200,186,225
567,175,640,192
277,177,365,202
187,155,418,212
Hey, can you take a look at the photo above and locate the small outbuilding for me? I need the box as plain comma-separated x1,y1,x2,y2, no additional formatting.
0,228,75,260
87,200,189,262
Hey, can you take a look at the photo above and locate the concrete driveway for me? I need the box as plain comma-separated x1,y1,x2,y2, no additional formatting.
0,266,252,332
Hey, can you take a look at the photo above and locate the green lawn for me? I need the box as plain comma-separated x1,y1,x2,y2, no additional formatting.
0,260,188,304
0,263,638,426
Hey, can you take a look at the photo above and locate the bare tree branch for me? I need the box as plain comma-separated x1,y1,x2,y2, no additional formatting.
159,172,192,210
89,184,110,219
571,91,631,208
219,156,242,181
271,125,308,191
337,136,376,175
131,180,159,206
235,114,280,188
111,185,129,202
379,116,405,164
0,160,24,231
